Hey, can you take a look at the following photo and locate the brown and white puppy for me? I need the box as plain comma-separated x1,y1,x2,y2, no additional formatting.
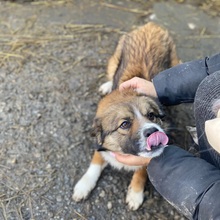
73,22,180,210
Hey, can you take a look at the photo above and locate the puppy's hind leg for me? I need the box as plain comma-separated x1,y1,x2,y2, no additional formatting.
99,35,125,95
73,151,107,202
126,166,147,210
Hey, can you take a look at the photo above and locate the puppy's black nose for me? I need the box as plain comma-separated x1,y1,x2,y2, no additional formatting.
143,127,158,137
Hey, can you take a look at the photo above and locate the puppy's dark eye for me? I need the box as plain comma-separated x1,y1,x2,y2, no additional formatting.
119,121,131,130
147,112,155,121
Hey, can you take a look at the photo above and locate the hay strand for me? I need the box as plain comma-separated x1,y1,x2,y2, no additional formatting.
101,2,152,15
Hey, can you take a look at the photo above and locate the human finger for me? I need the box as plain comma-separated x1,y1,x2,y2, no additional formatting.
217,109,220,118
119,78,138,91
111,152,151,166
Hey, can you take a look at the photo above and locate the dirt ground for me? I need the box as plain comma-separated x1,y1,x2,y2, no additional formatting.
0,0,220,219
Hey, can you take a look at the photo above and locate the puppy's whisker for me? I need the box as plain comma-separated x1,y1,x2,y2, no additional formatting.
166,127,186,131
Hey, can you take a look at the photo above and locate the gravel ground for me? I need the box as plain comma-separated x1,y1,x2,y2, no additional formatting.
0,0,220,219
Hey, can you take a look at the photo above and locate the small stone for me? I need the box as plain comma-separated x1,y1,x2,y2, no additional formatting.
46,164,52,170
149,13,157,20
7,157,17,164
56,195,62,202
107,201,112,209
99,190,105,198
0,102,6,112
188,23,196,30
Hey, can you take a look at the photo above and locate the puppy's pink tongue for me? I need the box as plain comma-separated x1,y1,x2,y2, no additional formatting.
146,131,169,151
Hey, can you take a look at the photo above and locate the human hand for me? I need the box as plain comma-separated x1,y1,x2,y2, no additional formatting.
205,109,220,153
119,77,157,98
111,152,152,166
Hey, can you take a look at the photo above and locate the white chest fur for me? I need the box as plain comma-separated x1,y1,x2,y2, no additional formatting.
100,151,141,171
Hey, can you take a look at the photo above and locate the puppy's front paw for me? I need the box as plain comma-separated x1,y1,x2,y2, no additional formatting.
126,186,144,210
99,81,113,95
72,174,94,202
72,164,103,202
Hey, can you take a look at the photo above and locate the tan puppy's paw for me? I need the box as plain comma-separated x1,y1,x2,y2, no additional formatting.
72,164,103,202
73,175,91,202
126,186,144,210
99,81,113,95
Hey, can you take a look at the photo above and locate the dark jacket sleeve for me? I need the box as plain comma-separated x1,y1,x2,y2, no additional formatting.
147,146,220,220
153,53,220,105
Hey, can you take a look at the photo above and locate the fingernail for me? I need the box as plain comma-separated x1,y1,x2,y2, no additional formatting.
110,152,116,157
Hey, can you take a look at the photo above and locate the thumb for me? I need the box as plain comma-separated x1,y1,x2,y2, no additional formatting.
217,109,220,118
113,152,151,166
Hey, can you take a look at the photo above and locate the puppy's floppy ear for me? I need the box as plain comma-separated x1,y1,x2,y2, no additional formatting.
90,117,103,146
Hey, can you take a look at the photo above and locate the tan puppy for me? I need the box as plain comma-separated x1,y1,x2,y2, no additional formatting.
73,22,180,210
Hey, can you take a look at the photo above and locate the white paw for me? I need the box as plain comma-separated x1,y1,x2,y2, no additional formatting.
72,174,95,202
72,164,103,202
99,81,113,95
126,187,144,210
